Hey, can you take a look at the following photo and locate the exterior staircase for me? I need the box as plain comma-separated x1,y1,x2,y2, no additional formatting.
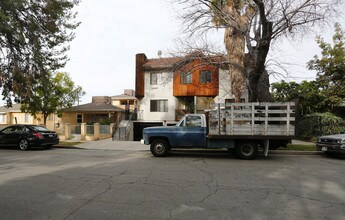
112,113,136,141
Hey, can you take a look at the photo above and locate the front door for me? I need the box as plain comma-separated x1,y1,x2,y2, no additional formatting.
179,115,205,147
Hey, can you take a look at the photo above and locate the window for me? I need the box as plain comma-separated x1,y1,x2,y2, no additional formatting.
0,114,5,123
120,100,134,105
181,72,192,84
2,127,13,134
25,113,30,123
150,73,161,85
185,115,202,127
150,100,168,112
77,114,82,123
200,70,212,83
32,125,49,131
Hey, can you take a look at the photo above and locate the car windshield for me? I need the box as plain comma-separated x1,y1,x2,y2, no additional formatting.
31,126,49,132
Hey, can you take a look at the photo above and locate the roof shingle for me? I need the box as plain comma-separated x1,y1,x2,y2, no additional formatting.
62,103,123,112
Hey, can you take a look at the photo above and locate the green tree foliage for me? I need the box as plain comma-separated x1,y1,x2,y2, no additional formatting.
272,23,345,115
271,80,326,116
271,81,344,139
0,0,80,105
272,24,345,139
271,81,300,102
300,113,343,139
21,72,85,125
307,23,345,108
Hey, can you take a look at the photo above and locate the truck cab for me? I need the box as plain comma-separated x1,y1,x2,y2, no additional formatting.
142,114,207,156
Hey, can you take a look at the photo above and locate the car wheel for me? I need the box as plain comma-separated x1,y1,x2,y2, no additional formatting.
19,139,30,151
235,142,258,160
150,139,170,157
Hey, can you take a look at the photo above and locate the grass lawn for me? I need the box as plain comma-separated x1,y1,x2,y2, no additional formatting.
278,144,317,151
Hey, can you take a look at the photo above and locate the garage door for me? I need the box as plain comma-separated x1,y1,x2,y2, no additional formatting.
133,122,163,141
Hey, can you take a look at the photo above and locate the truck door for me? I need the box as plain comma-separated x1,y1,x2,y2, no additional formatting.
179,115,206,147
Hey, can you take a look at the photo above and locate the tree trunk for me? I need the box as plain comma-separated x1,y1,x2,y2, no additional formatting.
44,114,48,127
248,68,272,102
222,1,273,102
247,21,273,102
223,0,250,102
225,28,246,102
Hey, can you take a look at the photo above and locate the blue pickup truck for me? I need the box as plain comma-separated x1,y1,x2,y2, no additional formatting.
141,102,295,159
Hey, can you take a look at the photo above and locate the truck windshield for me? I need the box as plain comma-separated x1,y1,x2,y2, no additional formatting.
176,115,202,127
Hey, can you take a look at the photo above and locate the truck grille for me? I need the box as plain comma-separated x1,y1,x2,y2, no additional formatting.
319,138,338,144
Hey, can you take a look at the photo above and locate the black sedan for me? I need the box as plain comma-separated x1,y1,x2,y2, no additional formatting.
316,133,345,155
0,124,59,150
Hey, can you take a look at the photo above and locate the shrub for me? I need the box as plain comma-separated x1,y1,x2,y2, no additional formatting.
300,112,344,140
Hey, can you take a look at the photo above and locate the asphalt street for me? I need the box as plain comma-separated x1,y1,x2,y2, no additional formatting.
0,139,344,220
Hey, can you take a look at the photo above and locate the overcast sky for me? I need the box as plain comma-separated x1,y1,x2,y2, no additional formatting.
63,0,345,104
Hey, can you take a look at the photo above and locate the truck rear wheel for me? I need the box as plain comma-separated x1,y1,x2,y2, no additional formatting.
235,142,258,160
150,139,170,157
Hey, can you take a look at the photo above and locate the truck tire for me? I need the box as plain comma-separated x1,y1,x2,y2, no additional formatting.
235,142,258,160
150,139,170,157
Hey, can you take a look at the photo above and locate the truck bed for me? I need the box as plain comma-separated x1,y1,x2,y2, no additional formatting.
208,102,295,137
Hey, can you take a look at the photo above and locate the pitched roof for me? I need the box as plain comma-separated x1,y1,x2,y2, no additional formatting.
62,103,123,112
142,54,227,71
143,57,182,70
0,104,22,113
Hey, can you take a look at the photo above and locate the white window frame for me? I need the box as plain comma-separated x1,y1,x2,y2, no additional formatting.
150,100,168,112
25,113,30,123
0,114,5,123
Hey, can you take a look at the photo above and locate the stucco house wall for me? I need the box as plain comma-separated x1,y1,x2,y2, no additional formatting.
60,112,78,125
138,71,178,123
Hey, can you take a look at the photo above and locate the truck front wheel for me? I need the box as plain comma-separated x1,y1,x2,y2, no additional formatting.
235,142,258,160
150,139,170,157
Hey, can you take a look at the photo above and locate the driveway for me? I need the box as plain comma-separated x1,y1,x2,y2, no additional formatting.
0,141,344,219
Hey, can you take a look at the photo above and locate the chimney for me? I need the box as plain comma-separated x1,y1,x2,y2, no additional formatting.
135,53,147,98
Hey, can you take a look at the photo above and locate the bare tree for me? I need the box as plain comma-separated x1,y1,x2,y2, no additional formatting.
173,0,342,102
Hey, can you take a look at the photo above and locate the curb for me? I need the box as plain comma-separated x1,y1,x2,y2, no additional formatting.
170,149,323,155
269,150,323,155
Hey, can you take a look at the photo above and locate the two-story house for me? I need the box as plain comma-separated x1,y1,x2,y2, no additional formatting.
133,52,246,140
